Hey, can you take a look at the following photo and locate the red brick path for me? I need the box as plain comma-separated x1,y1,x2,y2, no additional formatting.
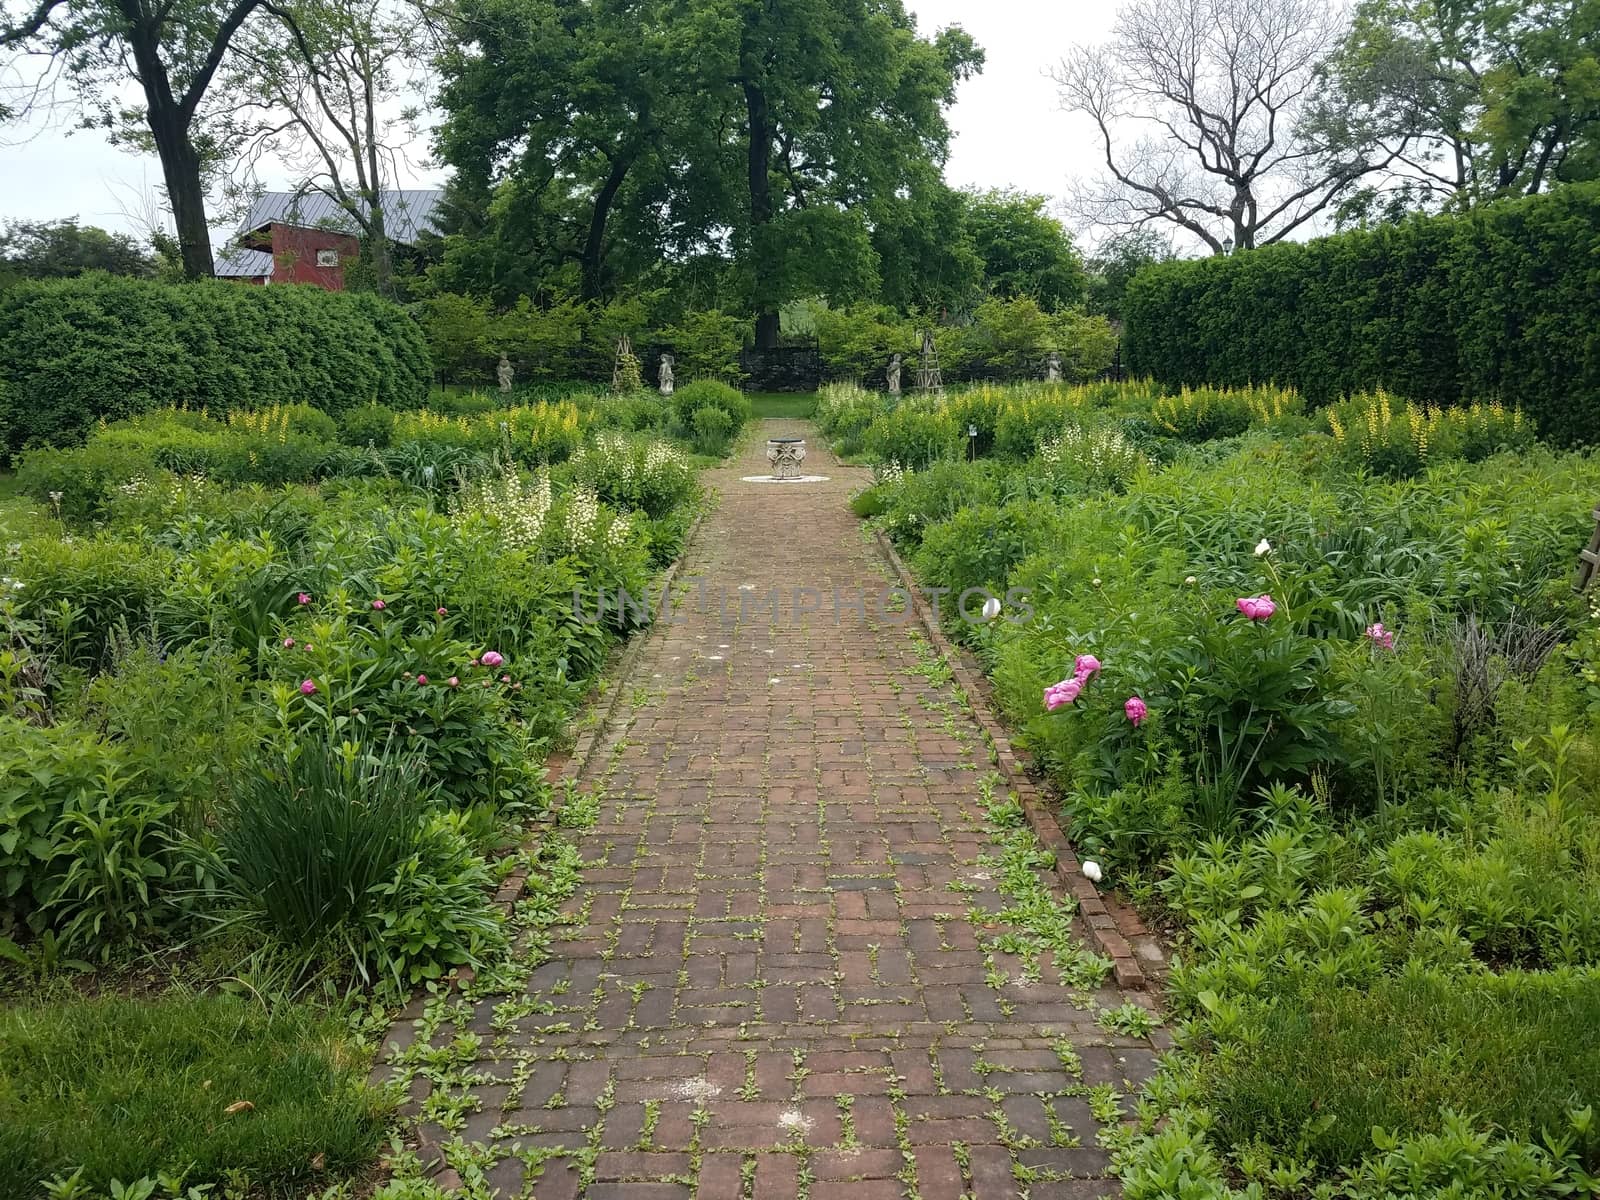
394,422,1158,1198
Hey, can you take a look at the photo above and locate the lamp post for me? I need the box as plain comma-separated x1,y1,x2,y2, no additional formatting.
1222,235,1235,256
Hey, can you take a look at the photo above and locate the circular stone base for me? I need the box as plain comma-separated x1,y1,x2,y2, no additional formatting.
739,474,831,484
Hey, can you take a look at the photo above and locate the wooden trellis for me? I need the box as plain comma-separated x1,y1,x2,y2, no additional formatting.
915,329,943,394
1574,502,1600,591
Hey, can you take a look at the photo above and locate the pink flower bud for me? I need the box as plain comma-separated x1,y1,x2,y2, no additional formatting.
481,650,505,668
448,676,459,687
1125,696,1148,726
1236,594,1277,621
299,679,317,696
297,593,312,605
416,674,428,685
436,607,448,616
371,599,386,611
283,637,295,648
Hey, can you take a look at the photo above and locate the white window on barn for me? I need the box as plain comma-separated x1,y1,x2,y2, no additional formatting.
316,248,340,267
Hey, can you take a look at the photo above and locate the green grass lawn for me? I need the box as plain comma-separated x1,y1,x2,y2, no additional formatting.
0,994,387,1197
748,391,817,420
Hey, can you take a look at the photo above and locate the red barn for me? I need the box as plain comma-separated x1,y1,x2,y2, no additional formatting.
214,190,443,288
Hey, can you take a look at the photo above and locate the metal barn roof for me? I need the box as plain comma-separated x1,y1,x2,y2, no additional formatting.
235,189,445,244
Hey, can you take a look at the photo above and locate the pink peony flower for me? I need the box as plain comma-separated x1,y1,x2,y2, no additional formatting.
1366,622,1395,650
299,679,317,695
1125,696,1148,726
371,599,386,611
1236,594,1277,621
416,674,429,685
436,607,448,616
1044,677,1083,711
480,650,505,668
469,657,480,668
448,676,459,688
1074,653,1102,680
283,637,295,648
297,593,312,605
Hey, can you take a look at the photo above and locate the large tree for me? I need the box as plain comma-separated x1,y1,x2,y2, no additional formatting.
717,0,982,346
434,0,704,303
0,217,157,282
962,189,1087,311
1,0,265,277
1053,0,1390,253
1314,0,1600,218
227,0,435,294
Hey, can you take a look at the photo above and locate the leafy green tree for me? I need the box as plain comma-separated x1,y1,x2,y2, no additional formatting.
1,0,266,277
962,188,1087,311
1085,229,1172,323
1317,0,1600,215
433,0,706,303
0,219,157,283
716,0,983,345
867,172,983,315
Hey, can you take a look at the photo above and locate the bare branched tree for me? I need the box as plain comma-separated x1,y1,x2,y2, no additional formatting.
1054,0,1392,253
225,0,438,292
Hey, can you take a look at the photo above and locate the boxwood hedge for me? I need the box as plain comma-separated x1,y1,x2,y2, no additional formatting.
0,274,432,456
1123,183,1600,445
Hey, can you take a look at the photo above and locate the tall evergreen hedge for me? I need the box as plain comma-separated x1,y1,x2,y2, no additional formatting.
1123,184,1600,445
0,274,432,455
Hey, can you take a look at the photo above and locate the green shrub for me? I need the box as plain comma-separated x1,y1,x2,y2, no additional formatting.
209,737,505,991
863,402,960,469
0,716,176,952
339,401,397,448
671,379,751,432
815,382,888,455
0,993,386,1197
657,309,750,384
1124,183,1600,444
691,404,736,456
813,303,914,381
275,604,536,810
0,274,431,455
12,535,172,668
1151,385,1303,442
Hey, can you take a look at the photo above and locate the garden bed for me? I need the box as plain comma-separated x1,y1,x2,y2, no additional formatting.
824,378,1600,1197
0,384,733,1197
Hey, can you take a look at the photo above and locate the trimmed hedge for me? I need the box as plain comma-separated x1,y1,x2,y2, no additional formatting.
0,274,432,456
1123,184,1600,445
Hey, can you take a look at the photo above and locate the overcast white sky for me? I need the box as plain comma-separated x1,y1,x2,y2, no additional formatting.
0,0,1114,243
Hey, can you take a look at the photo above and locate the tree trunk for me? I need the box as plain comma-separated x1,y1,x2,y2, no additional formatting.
124,9,216,280
148,106,216,279
743,80,780,349
581,153,632,302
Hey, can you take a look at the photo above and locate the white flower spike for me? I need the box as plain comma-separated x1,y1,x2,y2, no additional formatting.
1254,538,1273,557
1081,860,1103,884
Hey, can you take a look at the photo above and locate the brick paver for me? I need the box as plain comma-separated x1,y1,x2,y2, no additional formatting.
396,421,1157,1198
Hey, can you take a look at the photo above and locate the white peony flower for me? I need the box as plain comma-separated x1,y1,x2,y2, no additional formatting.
1254,538,1273,556
981,596,1002,621
1082,860,1103,883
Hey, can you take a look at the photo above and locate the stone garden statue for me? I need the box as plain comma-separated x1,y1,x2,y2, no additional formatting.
1044,350,1063,383
497,352,514,394
887,353,903,396
658,353,675,396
